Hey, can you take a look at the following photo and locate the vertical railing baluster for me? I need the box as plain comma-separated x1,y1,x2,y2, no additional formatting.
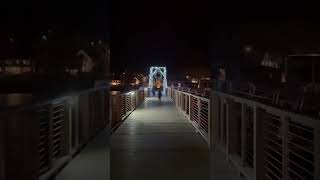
241,103,247,167
48,104,54,169
282,115,289,180
208,99,211,148
197,97,201,133
315,127,320,180
64,99,72,155
253,105,257,176
226,101,230,156
189,95,191,122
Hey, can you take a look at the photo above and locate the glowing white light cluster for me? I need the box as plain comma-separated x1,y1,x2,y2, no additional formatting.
148,66,167,95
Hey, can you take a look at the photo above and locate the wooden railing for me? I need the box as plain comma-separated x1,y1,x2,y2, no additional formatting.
211,90,320,180
167,87,210,145
0,87,109,180
111,88,147,130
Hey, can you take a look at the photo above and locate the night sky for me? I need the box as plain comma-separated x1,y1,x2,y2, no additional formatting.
1,1,320,76
0,1,110,49
209,2,320,56
111,0,209,75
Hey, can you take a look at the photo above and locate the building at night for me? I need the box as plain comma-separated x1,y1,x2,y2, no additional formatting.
0,59,34,76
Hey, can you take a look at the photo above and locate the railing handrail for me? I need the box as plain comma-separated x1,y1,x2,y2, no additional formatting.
212,79,320,118
213,90,320,126
0,86,108,112
169,86,210,99
168,87,210,102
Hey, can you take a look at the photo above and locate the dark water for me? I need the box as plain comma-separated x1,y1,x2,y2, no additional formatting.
0,93,33,107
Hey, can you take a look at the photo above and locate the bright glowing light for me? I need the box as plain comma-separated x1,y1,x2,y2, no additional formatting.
148,66,167,95
126,91,135,95
111,80,121,86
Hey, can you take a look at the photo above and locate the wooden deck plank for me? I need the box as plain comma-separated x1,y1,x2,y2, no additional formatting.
111,97,209,180
55,97,242,180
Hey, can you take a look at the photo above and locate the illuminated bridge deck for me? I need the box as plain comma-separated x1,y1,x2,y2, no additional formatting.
111,97,209,179
111,97,241,180
56,96,241,180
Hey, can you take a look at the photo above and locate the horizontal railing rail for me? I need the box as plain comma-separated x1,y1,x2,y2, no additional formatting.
169,86,210,98
212,79,320,118
167,87,210,146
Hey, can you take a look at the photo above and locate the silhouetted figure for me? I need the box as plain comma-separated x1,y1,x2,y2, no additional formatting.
152,88,156,96
158,90,162,101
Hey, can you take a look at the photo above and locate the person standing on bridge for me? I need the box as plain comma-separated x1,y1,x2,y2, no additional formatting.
158,90,162,101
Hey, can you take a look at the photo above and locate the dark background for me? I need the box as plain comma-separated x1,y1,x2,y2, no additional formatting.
111,0,209,76
2,1,320,76
0,1,110,51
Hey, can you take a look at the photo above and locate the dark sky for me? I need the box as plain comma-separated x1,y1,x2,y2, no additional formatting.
2,1,320,76
111,0,209,74
208,2,320,57
1,1,111,47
